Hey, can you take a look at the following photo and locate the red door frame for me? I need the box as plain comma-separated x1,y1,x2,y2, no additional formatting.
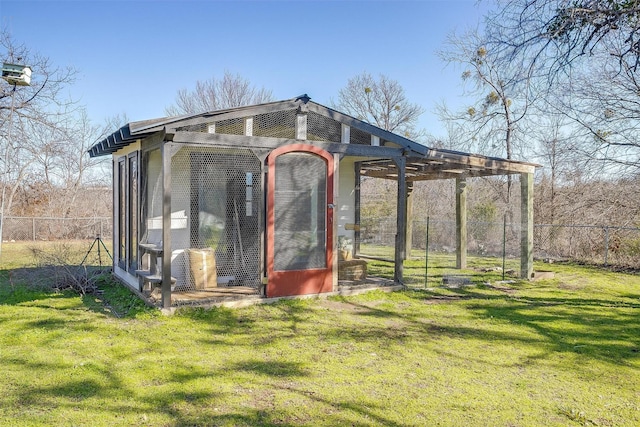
266,144,334,297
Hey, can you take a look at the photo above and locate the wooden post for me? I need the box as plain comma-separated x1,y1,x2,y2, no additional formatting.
332,154,340,291
161,141,172,308
520,172,534,279
393,156,407,284
341,124,350,144
244,117,253,136
296,113,307,140
405,181,414,257
354,161,361,257
456,177,467,269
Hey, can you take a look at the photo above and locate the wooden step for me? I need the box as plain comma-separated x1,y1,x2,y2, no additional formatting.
136,270,176,284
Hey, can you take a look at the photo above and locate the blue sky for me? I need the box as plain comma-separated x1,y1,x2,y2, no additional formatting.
1,0,490,138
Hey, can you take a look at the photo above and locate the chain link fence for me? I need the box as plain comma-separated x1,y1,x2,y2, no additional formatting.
2,215,638,273
535,224,640,267
361,217,640,270
1,217,112,241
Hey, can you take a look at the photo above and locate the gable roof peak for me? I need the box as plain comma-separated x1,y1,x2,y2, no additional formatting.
295,94,311,103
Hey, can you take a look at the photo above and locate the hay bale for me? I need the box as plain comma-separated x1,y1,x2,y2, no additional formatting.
186,248,217,289
338,259,367,281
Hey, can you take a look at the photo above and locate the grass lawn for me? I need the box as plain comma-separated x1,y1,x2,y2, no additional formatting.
0,244,639,425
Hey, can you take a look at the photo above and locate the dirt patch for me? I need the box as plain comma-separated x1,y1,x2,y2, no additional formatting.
558,282,585,291
423,295,468,304
317,300,368,312
486,283,517,294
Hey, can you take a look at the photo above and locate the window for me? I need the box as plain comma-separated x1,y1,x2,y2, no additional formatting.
116,152,140,272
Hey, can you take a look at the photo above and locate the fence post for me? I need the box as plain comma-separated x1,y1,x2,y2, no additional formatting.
604,226,609,266
32,217,36,241
424,217,429,288
502,214,507,281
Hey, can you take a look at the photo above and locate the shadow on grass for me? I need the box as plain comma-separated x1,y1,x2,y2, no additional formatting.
234,360,308,377
0,266,155,319
401,286,639,366
3,348,300,427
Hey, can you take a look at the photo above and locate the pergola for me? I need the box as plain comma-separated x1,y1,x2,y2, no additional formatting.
356,148,539,282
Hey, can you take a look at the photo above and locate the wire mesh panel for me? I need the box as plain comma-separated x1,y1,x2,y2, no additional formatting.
535,224,640,267
254,109,297,139
350,127,371,145
214,118,245,135
1,217,112,241
175,122,211,133
307,111,342,142
169,146,263,293
273,152,327,271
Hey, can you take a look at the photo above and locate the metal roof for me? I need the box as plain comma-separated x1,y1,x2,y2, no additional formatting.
87,94,540,178
88,95,430,158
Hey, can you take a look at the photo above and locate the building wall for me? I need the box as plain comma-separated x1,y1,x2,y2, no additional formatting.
112,141,141,290
337,157,356,248
168,146,193,288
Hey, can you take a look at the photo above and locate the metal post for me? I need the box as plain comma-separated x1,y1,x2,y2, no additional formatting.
604,226,609,266
424,217,430,288
0,84,17,258
502,214,507,281
32,217,36,241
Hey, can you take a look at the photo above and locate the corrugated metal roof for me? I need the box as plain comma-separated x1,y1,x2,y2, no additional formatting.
88,95,431,157
87,95,541,176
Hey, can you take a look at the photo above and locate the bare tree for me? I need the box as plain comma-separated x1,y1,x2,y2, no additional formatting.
438,29,535,161
485,1,640,176
486,0,640,75
332,72,424,137
1,29,115,221
27,109,116,217
437,28,540,229
1,30,77,224
165,71,274,116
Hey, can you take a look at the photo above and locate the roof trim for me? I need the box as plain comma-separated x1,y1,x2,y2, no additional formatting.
87,95,541,179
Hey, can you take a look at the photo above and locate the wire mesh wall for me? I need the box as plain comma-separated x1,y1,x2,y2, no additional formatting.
1,217,112,241
165,145,263,294
360,217,640,274
535,224,640,268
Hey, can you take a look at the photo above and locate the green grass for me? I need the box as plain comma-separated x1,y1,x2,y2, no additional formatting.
361,243,524,287
0,240,113,270
0,243,639,425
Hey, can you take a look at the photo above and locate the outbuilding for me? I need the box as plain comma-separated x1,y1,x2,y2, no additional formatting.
89,95,539,309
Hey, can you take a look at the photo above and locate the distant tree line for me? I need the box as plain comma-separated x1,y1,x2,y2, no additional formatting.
3,0,640,243
0,29,116,220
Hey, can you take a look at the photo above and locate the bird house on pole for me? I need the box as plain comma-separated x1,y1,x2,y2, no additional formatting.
2,63,32,86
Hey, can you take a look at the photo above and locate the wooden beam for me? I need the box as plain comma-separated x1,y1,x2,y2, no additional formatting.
520,172,534,280
456,177,467,269
244,117,253,136
305,102,429,156
161,141,172,308
171,131,404,157
406,182,414,256
341,124,350,144
425,149,538,174
296,113,307,140
332,153,340,292
393,156,407,284
406,169,522,182
359,154,538,181
146,99,302,134
354,162,362,257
